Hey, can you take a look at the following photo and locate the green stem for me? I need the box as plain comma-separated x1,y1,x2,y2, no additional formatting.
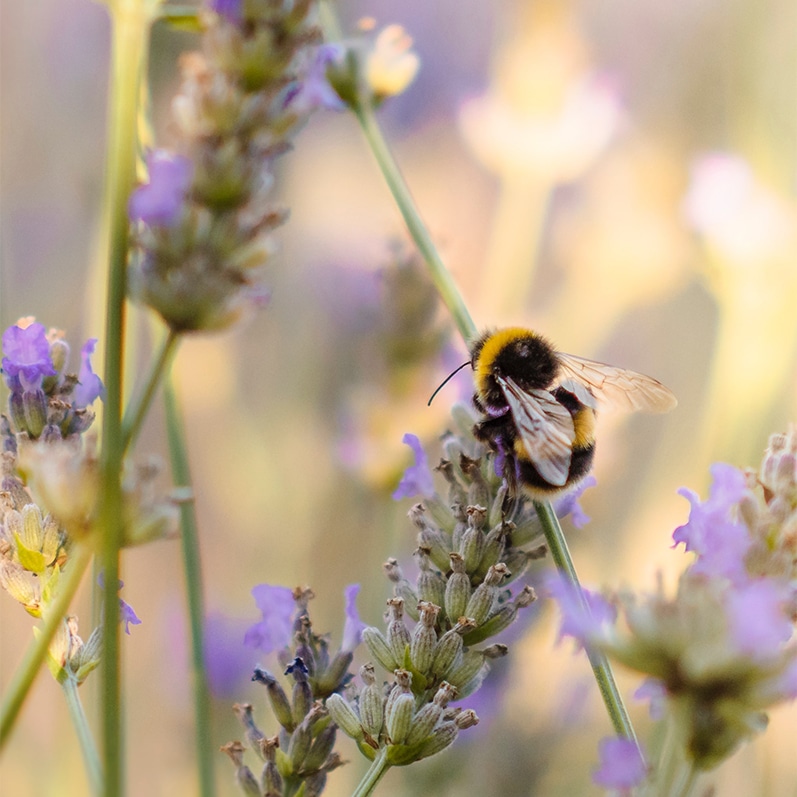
351,748,391,797
98,2,153,795
0,546,93,749
352,102,477,344
163,376,216,797
534,501,640,750
121,329,180,453
63,675,104,795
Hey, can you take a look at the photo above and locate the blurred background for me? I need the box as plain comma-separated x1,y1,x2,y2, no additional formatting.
2,0,797,794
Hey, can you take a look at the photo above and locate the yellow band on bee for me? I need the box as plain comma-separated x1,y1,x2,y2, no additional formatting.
474,327,537,393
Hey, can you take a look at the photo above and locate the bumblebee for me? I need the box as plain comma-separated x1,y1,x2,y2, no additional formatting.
470,327,677,497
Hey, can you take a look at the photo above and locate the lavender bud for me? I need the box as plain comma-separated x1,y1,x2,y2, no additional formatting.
252,667,295,733
303,723,337,772
446,649,486,689
325,694,363,741
444,554,471,622
415,552,446,609
386,598,412,665
362,626,398,672
23,389,47,438
385,675,414,745
417,720,459,759
431,619,475,679
358,664,385,740
233,703,265,757
409,601,440,674
465,563,509,626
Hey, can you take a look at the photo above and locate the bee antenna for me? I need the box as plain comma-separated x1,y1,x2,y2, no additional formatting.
427,360,471,407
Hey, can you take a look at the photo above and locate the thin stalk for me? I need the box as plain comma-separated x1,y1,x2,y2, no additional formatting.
534,500,640,750
352,102,477,344
121,329,180,453
98,2,153,795
351,748,391,797
63,675,103,795
164,376,216,797
0,545,93,748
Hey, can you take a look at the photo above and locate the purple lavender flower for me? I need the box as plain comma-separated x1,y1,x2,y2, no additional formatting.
673,463,751,582
73,338,104,407
1,322,56,392
287,44,346,114
341,583,365,652
546,571,617,649
209,0,242,24
392,433,435,500
203,612,256,699
554,475,597,528
725,579,793,659
120,597,142,635
244,584,295,654
777,658,797,699
97,572,142,634
128,150,193,227
592,736,647,790
634,677,667,720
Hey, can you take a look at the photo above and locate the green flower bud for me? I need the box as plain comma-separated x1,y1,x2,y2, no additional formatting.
358,664,384,740
385,688,414,745
463,604,521,645
416,554,446,609
386,598,412,665
444,554,470,622
252,668,295,733
445,649,486,689
465,563,509,626
232,703,265,755
325,694,363,741
409,602,440,674
417,721,459,760
431,619,475,679
362,626,398,672
384,559,420,622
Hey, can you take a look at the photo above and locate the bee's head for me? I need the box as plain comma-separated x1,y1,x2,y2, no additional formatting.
472,328,559,407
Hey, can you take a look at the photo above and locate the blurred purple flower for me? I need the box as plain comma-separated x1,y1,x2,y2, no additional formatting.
73,338,104,407
120,597,142,635
341,583,365,652
673,463,751,582
554,475,597,528
592,736,647,790
546,572,616,649
634,677,667,720
97,572,141,635
210,0,242,24
244,584,295,654
203,612,256,699
128,150,193,227
777,658,797,700
392,433,435,500
726,579,793,659
287,44,346,113
2,322,56,392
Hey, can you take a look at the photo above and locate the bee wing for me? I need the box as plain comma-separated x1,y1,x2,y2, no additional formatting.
497,375,575,487
556,352,677,413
